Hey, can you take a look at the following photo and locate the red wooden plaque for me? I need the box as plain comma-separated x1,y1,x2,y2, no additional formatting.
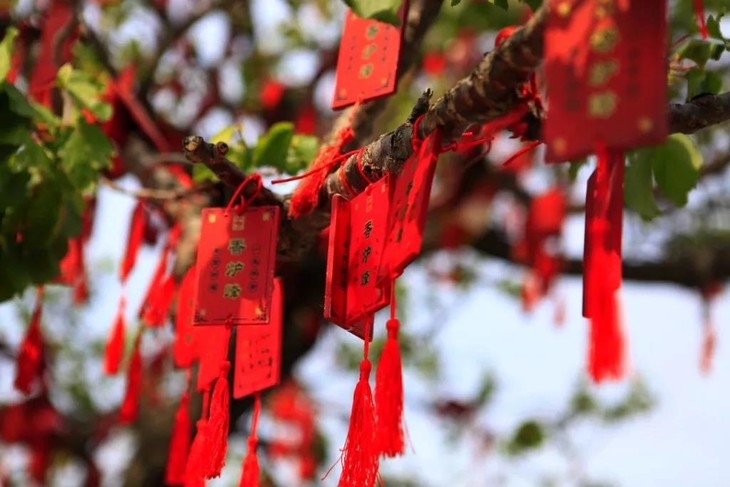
174,266,197,368
544,0,667,161
324,179,391,339
193,206,279,326
196,325,231,392
379,129,441,281
331,4,408,109
233,279,283,399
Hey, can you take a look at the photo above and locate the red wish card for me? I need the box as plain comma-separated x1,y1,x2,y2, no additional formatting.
331,4,408,109
174,266,197,368
233,279,283,399
544,0,667,161
193,206,279,326
324,178,391,339
196,325,231,392
379,129,441,280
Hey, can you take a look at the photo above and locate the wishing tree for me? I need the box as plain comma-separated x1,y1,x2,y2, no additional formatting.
1,0,729,485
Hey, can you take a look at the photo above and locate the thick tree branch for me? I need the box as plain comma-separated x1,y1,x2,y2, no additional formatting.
669,92,730,134
468,228,730,289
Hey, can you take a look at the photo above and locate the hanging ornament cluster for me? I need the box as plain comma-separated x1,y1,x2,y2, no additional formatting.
544,0,668,382
8,1,708,485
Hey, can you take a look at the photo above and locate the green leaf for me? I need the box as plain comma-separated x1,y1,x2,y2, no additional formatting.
192,163,219,183
506,420,545,456
676,39,724,68
569,383,598,416
650,134,702,207
343,0,402,25
56,64,113,121
253,122,294,171
450,0,462,5
59,120,114,189
0,27,18,81
567,158,586,182
625,151,659,220
286,134,319,174
492,0,509,9
707,14,727,42
685,68,723,100
210,122,245,145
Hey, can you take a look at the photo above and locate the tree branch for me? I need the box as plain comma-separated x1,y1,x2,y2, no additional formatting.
468,228,730,289
669,92,730,134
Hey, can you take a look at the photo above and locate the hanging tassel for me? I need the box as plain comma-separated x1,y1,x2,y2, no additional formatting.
141,273,176,327
165,389,192,486
700,321,716,375
338,335,378,487
584,149,626,382
138,244,170,320
693,0,709,38
374,283,405,458
104,296,127,375
14,289,45,394
288,101,360,218
120,202,147,282
239,393,262,487
119,333,143,424
204,362,231,479
183,420,209,487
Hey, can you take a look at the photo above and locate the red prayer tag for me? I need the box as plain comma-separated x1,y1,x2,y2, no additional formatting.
174,266,198,368
196,325,231,392
233,279,283,398
380,130,441,281
582,152,624,318
193,206,280,326
544,0,668,161
331,4,408,109
324,179,391,339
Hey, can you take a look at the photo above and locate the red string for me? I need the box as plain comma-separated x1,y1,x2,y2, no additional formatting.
693,0,709,38
501,140,541,167
390,280,396,320
354,150,375,184
411,114,426,153
271,149,360,184
338,163,357,197
224,174,263,215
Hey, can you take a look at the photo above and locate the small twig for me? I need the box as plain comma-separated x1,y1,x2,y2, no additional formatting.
100,176,204,201
182,136,281,207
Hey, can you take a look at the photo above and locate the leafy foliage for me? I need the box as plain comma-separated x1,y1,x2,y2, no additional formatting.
342,0,403,25
625,134,703,218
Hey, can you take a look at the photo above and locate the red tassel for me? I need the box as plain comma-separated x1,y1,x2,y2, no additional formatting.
141,274,176,327
338,356,378,487
120,202,147,282
584,149,626,382
700,321,716,375
375,317,405,457
119,334,143,424
288,102,360,218
183,419,209,487
693,0,709,38
204,362,231,479
239,393,262,487
165,390,192,485
14,289,45,394
104,296,126,375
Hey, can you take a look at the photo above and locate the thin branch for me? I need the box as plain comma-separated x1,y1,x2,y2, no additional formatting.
99,176,205,201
